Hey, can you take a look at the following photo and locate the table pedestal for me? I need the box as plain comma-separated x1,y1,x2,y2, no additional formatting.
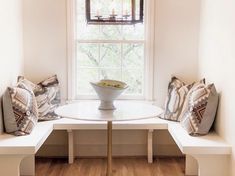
107,121,112,176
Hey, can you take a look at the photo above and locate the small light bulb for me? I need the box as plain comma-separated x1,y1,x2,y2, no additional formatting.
110,0,116,15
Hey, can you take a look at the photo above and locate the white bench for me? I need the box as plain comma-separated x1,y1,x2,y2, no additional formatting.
168,123,231,176
0,121,54,176
0,117,231,176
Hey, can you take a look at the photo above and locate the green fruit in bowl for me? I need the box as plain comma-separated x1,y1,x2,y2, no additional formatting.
96,80,127,89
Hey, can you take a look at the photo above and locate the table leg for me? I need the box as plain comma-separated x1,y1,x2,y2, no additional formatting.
107,121,112,176
67,130,74,164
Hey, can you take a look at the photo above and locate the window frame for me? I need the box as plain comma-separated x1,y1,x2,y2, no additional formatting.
67,0,155,101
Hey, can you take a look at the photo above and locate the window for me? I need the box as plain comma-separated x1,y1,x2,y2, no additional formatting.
68,0,154,100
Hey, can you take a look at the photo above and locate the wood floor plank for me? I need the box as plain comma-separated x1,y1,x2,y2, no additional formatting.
35,158,52,176
35,157,185,176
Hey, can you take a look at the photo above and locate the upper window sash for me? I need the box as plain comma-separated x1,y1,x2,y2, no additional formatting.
67,0,155,101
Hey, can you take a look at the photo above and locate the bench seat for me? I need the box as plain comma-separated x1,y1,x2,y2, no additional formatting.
0,121,53,155
168,123,231,155
0,116,232,176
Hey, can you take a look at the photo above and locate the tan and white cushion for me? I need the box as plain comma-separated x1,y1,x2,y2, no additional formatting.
178,79,205,121
2,85,38,136
161,76,193,122
180,83,219,135
18,75,61,121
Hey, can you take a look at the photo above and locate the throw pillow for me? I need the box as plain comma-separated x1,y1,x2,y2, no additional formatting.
178,78,205,121
161,76,193,122
18,75,61,121
2,85,38,136
180,83,219,135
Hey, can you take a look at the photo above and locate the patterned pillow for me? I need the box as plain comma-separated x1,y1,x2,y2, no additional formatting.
180,83,219,135
178,79,205,121
18,75,61,121
161,77,193,122
2,85,38,136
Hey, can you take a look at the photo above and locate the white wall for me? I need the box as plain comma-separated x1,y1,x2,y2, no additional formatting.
23,0,200,156
0,0,24,133
198,0,235,175
23,0,67,101
154,0,200,107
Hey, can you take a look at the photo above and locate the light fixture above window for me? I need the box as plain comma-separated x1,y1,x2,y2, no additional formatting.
85,0,144,25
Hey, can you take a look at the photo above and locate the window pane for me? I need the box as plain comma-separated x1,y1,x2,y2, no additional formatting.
76,68,99,94
76,0,85,14
100,43,121,68
122,69,143,95
123,43,144,69
77,43,99,67
99,69,122,80
76,15,100,40
123,24,144,40
100,25,123,40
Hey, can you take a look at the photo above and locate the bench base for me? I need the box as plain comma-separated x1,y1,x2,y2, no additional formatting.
186,154,230,176
0,155,35,176
67,129,154,164
21,155,35,176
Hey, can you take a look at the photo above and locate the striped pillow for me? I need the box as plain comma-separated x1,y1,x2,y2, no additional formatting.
18,75,61,121
178,79,205,121
180,83,219,135
161,77,193,122
3,84,38,136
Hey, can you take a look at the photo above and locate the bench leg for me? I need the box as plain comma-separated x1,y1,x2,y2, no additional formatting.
20,155,35,176
67,129,75,164
187,154,229,176
185,155,198,175
0,155,25,176
147,129,153,163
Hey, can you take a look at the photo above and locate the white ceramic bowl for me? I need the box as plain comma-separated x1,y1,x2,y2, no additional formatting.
90,80,128,110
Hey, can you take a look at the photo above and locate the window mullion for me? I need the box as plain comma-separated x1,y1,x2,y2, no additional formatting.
98,25,101,80
121,43,123,82
76,40,144,44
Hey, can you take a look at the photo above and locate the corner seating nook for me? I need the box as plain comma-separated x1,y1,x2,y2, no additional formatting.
0,113,231,176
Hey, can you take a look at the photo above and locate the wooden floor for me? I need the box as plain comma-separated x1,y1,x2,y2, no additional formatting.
35,157,185,176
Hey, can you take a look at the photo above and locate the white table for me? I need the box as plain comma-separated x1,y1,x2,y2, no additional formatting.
55,101,162,176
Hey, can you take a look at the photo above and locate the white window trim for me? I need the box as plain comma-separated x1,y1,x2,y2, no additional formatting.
67,0,155,101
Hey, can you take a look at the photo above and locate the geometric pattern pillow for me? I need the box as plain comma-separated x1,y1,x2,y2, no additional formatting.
178,79,206,122
18,75,61,121
2,86,38,136
160,76,193,122
180,83,219,136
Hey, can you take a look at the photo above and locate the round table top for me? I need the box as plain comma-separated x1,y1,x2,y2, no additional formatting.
55,101,163,122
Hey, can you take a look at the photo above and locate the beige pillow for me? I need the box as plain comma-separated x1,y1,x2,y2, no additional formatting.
160,77,193,122
180,83,218,135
